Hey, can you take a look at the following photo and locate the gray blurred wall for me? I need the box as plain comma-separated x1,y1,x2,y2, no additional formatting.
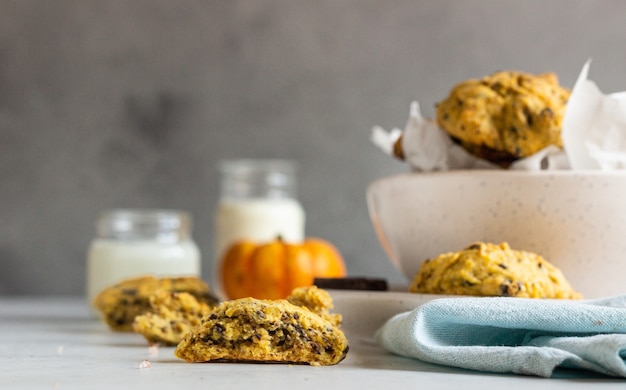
2,0,625,295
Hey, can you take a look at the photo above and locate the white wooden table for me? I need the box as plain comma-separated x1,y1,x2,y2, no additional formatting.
1,296,624,389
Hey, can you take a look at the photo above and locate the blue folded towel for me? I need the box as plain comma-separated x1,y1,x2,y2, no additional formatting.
375,295,626,378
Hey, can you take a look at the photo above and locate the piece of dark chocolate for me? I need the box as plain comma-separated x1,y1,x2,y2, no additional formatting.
313,277,388,291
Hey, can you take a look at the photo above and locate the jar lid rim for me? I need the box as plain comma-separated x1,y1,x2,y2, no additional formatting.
218,159,297,173
99,209,190,219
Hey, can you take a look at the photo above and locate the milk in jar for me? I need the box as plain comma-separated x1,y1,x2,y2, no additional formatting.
86,209,201,304
214,160,305,289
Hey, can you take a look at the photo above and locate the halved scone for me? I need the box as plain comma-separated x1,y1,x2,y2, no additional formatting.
174,296,349,366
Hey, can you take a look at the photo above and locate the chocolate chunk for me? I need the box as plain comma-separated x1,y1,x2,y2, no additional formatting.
313,277,388,291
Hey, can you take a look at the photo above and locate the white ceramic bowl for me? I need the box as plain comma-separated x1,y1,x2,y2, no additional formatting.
367,170,626,299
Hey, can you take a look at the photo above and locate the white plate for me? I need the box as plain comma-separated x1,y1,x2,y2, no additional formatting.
329,290,454,337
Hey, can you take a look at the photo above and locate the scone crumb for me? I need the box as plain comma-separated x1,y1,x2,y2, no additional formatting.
148,344,159,356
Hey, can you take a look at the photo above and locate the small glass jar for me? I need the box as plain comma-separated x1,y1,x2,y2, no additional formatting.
86,209,201,304
213,159,306,288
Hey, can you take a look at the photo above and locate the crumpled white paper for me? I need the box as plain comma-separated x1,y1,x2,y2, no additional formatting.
371,102,498,171
563,60,626,170
371,61,626,171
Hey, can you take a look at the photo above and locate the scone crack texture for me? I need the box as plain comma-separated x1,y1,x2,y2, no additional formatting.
174,297,349,366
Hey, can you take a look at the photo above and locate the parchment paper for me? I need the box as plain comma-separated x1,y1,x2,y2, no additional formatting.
371,61,626,171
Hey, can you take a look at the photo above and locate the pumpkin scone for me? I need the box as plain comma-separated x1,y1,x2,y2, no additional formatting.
436,71,570,166
286,285,342,327
410,242,582,299
132,290,213,346
174,296,349,366
93,275,219,332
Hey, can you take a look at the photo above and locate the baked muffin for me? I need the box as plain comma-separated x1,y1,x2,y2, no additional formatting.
93,275,219,332
410,242,581,299
133,290,213,345
174,296,349,366
436,71,570,166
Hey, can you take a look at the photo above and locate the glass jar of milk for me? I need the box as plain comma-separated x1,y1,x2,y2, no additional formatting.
214,159,306,282
86,209,201,304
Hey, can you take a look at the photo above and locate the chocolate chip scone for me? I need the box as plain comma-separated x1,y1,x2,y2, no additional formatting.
410,242,581,299
93,275,219,332
436,71,570,166
175,297,349,366
132,289,213,345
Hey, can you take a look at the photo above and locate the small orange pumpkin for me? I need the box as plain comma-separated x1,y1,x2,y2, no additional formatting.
220,237,347,300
